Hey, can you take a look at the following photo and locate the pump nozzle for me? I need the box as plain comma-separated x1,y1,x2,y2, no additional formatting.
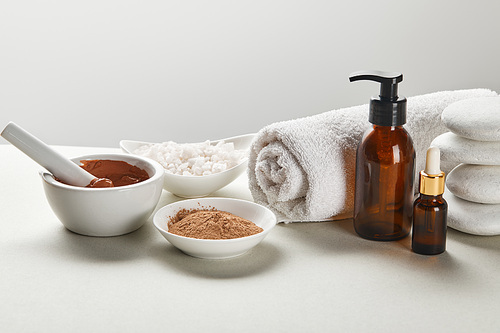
349,70,403,101
349,70,406,126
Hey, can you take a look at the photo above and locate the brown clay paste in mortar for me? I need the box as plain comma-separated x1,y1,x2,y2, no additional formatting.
56,159,150,188
81,159,150,187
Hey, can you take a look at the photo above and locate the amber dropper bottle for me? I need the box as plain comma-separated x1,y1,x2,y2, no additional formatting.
412,146,447,255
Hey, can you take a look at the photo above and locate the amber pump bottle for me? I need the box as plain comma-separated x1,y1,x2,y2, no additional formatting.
349,70,415,241
412,146,447,255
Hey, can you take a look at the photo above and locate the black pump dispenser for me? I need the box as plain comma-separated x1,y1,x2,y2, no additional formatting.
349,70,407,126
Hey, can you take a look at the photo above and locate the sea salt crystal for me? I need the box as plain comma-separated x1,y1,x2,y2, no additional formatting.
133,140,247,176
212,162,226,173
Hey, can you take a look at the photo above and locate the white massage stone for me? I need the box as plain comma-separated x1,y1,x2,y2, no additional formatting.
431,132,500,165
447,164,500,204
441,97,500,141
446,188,500,236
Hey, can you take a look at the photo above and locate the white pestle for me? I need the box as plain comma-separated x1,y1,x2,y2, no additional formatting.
1,122,97,187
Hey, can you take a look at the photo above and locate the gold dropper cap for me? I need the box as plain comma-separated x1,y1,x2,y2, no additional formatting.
419,147,445,196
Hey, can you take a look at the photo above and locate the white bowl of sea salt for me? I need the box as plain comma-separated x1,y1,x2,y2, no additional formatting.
120,133,255,198
153,198,277,259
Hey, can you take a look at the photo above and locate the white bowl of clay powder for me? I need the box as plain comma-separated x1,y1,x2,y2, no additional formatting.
153,197,277,259
120,133,255,198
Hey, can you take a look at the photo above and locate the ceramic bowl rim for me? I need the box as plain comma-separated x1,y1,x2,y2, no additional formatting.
153,197,277,243
39,153,165,192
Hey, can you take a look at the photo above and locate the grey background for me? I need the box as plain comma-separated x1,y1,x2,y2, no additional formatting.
1,0,499,147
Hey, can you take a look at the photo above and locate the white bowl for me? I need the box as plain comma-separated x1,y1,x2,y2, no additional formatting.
153,198,277,259
40,153,164,237
119,133,255,198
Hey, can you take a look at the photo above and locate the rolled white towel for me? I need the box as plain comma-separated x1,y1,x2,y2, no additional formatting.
248,89,498,221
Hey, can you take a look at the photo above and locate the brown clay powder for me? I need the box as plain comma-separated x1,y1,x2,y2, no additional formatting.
168,209,263,240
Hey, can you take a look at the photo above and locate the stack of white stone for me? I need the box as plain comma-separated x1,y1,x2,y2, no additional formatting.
431,97,500,235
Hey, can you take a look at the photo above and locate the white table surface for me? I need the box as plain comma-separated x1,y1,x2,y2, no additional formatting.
1,144,499,332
